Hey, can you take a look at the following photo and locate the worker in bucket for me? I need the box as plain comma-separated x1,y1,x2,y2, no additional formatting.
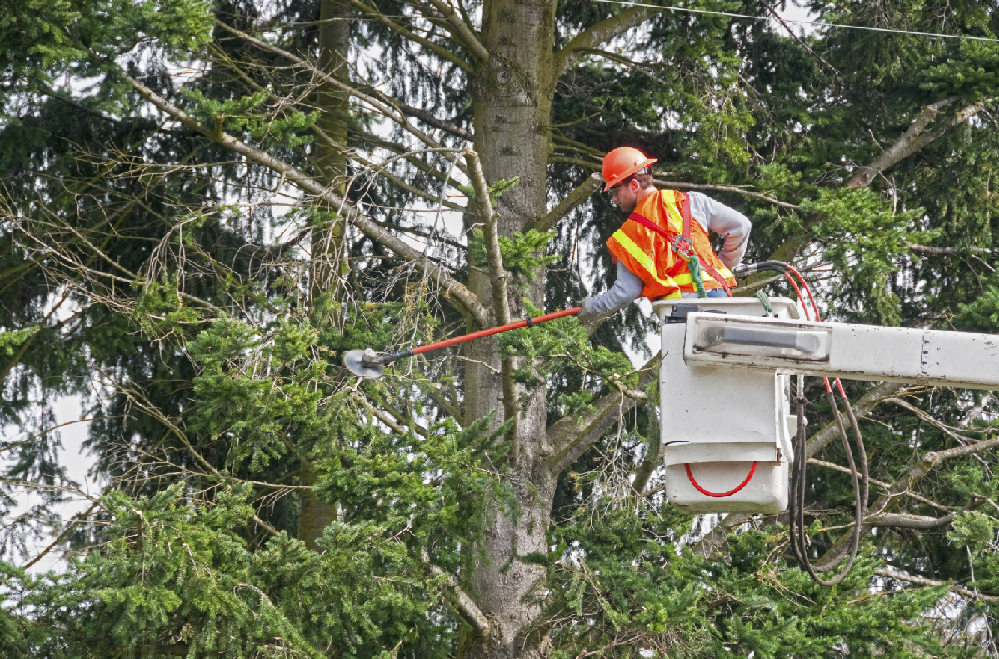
576,147,750,327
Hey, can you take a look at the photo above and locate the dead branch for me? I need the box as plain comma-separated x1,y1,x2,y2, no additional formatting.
350,0,474,73
536,173,602,233
423,548,490,636
847,96,965,188
815,437,999,569
423,0,489,63
554,5,661,79
120,69,490,328
464,149,510,326
875,568,998,602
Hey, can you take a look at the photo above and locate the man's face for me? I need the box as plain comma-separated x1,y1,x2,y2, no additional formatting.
609,178,640,214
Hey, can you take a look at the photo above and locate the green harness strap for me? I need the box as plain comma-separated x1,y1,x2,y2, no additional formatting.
688,256,708,298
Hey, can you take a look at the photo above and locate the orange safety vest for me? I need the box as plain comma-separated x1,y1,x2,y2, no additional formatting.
606,189,737,300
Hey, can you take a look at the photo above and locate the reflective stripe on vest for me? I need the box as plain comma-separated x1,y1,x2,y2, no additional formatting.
610,229,683,296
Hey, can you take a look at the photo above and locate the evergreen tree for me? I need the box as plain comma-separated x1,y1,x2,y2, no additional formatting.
2,0,998,657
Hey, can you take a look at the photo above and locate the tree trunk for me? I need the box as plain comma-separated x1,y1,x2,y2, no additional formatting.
299,0,350,550
461,1,558,657
310,0,351,301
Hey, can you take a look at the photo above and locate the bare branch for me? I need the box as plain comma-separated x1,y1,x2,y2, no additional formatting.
766,5,841,80
808,458,953,513
350,0,474,73
22,500,101,571
768,97,987,263
353,392,410,435
883,397,982,445
554,6,661,79
423,549,490,635
400,102,473,140
847,96,963,188
121,71,490,328
874,568,998,602
907,242,998,274
464,149,510,326
252,513,281,537
815,436,999,569
424,0,489,63
869,512,963,529
536,173,601,233
351,149,467,213
805,383,907,457
655,180,801,210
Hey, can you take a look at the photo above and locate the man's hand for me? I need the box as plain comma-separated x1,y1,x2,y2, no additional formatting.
576,297,610,335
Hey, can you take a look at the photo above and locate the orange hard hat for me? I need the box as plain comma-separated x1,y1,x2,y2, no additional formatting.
602,147,657,191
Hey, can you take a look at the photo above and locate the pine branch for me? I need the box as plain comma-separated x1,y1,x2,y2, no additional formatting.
350,0,474,73
554,5,661,79
120,70,490,327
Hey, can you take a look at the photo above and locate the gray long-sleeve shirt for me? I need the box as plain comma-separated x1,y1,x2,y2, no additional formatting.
584,191,750,316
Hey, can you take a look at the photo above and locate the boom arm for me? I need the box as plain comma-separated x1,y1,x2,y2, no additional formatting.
683,313,999,390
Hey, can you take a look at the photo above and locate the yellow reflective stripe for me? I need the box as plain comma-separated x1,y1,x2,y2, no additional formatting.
661,192,684,232
671,271,719,286
612,230,679,290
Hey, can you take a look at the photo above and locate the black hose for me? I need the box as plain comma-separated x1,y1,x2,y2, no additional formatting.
789,376,869,585
733,260,790,278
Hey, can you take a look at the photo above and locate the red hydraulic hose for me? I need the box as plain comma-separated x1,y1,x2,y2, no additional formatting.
685,461,758,497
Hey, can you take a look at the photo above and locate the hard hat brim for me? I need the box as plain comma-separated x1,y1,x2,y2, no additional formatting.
603,158,658,191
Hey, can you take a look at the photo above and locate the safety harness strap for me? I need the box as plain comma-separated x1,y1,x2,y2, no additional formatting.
628,206,733,297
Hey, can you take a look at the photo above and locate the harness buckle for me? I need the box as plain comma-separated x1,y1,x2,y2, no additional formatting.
672,235,695,261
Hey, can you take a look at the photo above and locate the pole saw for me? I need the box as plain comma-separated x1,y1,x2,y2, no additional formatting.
342,307,583,378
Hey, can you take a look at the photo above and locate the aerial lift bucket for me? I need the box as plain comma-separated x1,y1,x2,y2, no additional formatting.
653,297,802,514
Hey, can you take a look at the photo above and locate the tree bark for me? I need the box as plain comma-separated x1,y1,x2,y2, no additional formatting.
461,1,559,657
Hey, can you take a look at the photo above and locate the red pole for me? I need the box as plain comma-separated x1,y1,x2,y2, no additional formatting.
346,307,584,377
410,307,582,356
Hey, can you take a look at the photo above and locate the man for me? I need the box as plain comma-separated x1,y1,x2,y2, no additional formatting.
576,147,751,326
